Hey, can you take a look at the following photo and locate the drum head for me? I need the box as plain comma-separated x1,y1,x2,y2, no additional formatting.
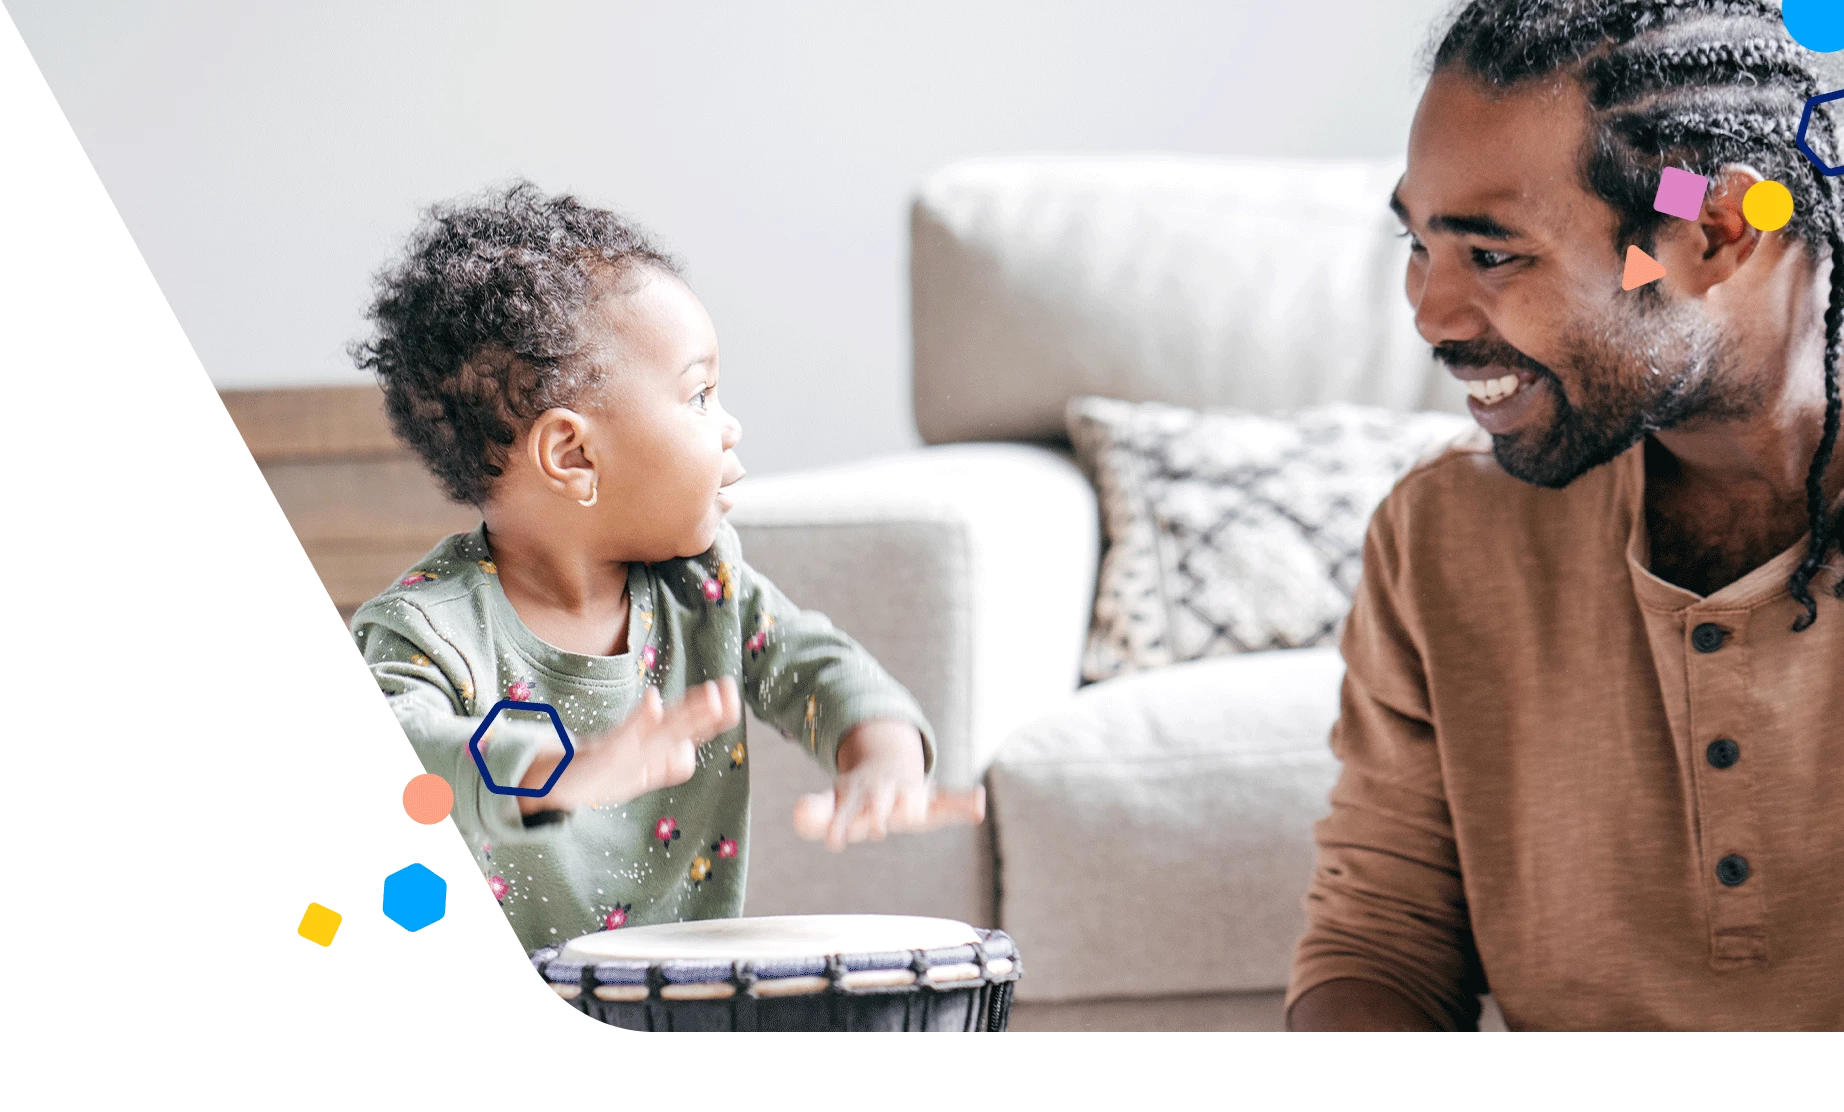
558,914,981,964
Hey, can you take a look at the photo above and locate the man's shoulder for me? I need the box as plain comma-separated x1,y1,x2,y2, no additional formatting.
1377,427,1633,558
1389,424,1503,502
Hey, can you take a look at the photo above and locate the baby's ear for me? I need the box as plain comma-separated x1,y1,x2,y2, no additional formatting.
525,407,597,500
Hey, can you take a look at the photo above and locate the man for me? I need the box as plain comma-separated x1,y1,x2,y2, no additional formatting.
1286,0,1844,1030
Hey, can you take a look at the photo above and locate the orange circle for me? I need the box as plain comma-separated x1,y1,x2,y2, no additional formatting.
402,773,454,824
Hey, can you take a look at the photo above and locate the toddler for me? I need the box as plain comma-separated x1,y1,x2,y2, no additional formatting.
348,182,978,952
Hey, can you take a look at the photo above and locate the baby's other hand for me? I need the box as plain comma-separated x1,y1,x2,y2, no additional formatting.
792,719,984,852
519,677,740,813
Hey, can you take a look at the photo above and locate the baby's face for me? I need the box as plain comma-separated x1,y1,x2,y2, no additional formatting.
580,270,744,560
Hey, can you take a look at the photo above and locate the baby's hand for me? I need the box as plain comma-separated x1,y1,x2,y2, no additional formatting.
792,719,985,852
517,677,740,813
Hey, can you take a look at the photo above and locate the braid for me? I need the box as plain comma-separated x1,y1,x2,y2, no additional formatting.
1435,0,1844,629
1441,0,1781,85
1790,177,1844,630
1587,39,1815,110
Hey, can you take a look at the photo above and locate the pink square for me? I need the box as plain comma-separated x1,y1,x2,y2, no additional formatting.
1654,167,1709,221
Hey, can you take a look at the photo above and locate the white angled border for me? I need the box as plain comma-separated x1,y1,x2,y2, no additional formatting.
7,8,604,1032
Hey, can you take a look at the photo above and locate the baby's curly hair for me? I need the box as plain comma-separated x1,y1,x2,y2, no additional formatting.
351,180,679,505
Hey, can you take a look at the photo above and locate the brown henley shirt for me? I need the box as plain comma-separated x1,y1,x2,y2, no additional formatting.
1287,429,1844,1031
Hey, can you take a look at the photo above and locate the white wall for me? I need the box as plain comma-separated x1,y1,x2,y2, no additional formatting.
7,0,1451,475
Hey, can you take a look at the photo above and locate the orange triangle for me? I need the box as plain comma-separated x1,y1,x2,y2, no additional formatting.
1622,245,1667,290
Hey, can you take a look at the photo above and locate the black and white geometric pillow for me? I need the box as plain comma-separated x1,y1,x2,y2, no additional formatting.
1067,396,1473,682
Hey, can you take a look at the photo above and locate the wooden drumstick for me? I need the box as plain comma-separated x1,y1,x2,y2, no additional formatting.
792,786,986,842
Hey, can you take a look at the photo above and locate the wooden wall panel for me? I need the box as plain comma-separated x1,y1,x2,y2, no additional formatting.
220,384,479,616
221,384,401,463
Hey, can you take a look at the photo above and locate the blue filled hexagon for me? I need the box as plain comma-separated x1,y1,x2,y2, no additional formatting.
382,863,447,932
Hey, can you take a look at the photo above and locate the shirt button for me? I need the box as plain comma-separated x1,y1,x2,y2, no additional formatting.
1691,622,1727,653
1706,739,1741,769
1716,854,1751,887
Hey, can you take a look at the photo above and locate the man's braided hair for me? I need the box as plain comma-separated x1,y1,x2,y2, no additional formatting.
1432,0,1844,629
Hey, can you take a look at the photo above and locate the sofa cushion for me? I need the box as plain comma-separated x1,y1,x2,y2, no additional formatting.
910,156,1472,446
988,647,1344,1001
1068,397,1470,680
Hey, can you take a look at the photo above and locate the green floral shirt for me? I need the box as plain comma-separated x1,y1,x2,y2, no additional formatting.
351,522,933,953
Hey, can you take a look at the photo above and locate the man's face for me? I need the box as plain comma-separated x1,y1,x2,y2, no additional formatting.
1395,68,1737,488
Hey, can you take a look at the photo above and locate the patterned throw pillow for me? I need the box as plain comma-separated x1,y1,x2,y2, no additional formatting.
1068,396,1473,682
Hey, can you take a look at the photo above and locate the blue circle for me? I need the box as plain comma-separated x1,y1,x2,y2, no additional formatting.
1785,0,1844,53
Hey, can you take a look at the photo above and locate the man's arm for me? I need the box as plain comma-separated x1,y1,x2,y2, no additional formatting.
1284,488,1484,1032
1288,978,1442,1031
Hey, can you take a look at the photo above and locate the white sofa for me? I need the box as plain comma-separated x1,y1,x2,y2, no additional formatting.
730,156,1471,1028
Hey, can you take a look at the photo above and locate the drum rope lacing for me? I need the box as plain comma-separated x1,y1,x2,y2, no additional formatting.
533,927,1022,1026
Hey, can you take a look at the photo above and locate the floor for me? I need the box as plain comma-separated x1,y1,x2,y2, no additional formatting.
1009,991,1509,1032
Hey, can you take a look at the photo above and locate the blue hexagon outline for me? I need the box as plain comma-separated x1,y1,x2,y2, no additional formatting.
382,862,447,932
467,699,574,797
1797,89,1844,177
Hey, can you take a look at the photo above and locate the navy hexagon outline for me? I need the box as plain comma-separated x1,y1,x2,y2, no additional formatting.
1797,89,1844,176
468,699,573,797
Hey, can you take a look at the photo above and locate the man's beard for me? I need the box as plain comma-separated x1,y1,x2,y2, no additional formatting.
1435,310,1741,489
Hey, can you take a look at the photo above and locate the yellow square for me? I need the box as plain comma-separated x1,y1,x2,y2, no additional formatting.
297,902,342,947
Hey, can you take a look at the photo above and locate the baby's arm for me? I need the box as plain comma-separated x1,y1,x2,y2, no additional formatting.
722,532,982,850
356,604,738,830
515,679,740,814
354,609,567,841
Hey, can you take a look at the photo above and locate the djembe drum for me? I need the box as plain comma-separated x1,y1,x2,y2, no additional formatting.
532,914,1022,1032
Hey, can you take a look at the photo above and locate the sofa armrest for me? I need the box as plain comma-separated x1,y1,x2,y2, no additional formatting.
728,443,1100,789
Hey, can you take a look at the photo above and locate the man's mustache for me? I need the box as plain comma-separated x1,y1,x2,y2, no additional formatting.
1434,337,1552,377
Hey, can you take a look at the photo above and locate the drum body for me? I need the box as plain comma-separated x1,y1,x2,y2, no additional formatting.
531,914,1022,1032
